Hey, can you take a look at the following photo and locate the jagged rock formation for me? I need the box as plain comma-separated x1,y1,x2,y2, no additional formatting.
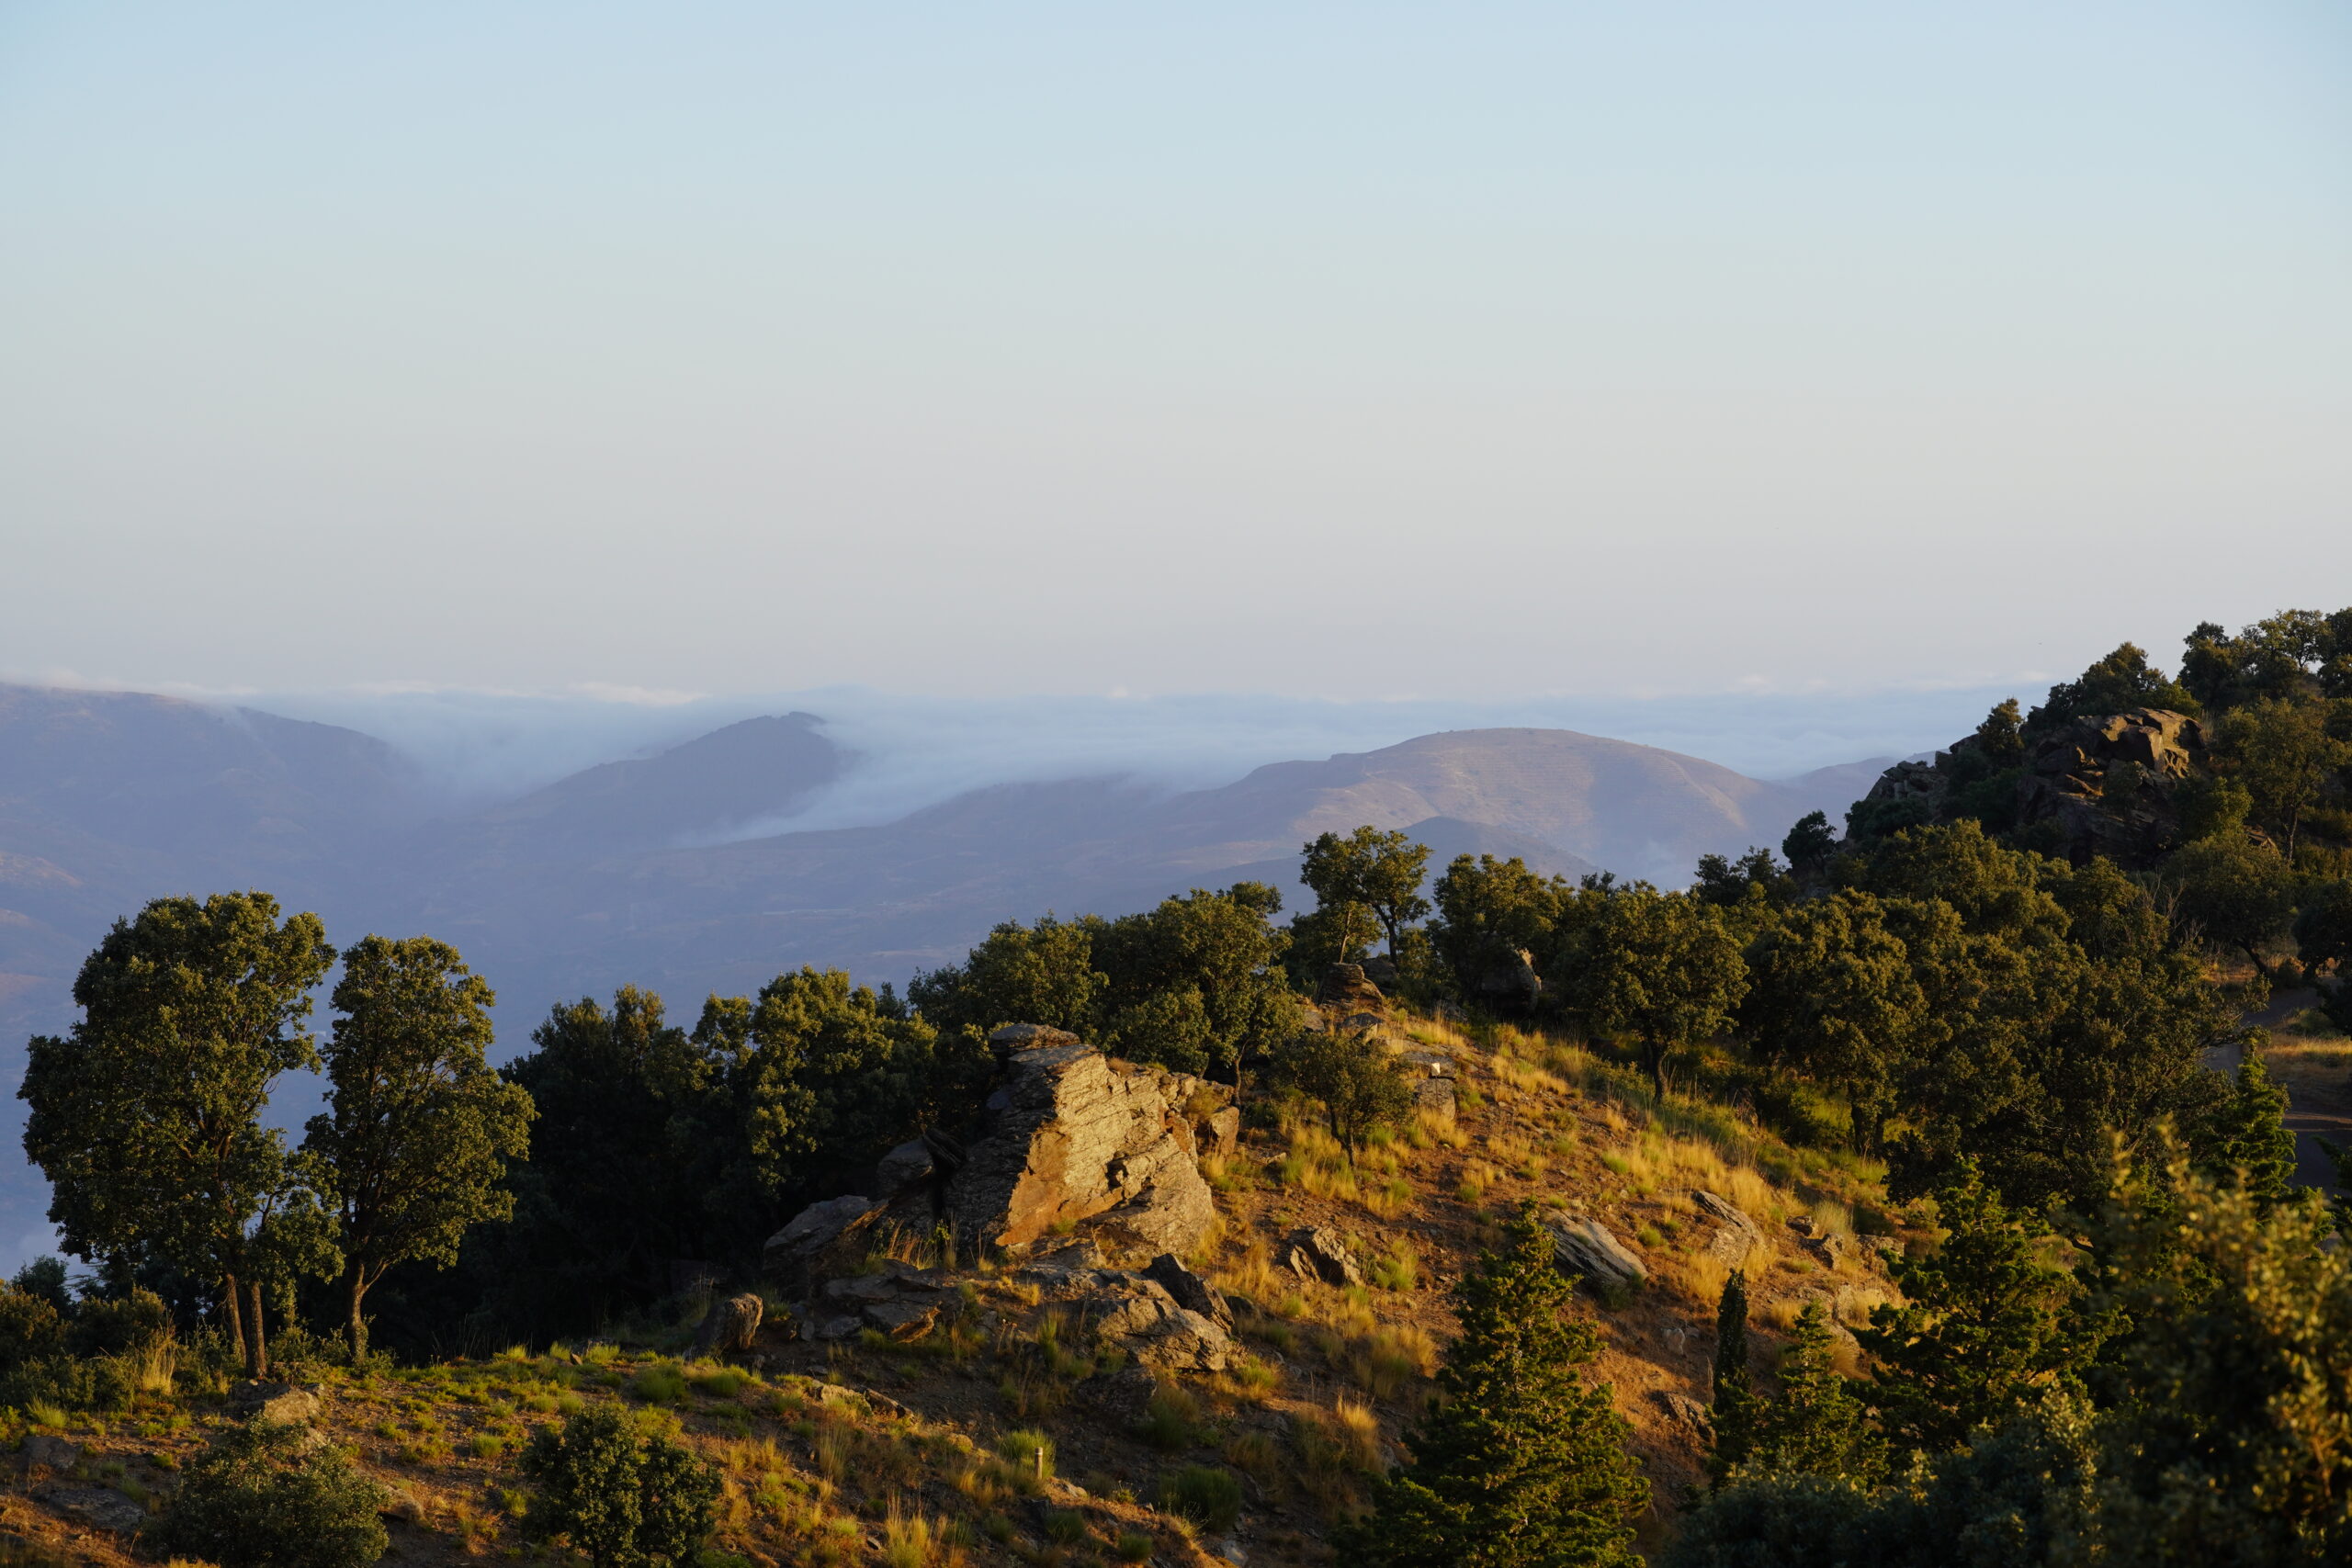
1853,707,2210,865
943,1025,1220,1258
1544,1212,1646,1292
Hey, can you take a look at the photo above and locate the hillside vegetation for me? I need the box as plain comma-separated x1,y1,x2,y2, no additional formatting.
6,604,2352,1565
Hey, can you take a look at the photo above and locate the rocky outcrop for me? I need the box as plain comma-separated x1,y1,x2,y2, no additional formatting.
691,1292,765,1356
1317,964,1386,1015
763,1194,888,1292
944,1025,1219,1258
1544,1213,1645,1292
802,1263,960,1341
1280,1227,1363,1288
1854,707,2211,866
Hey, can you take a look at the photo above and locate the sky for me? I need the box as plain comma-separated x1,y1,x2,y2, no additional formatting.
3,1,2348,706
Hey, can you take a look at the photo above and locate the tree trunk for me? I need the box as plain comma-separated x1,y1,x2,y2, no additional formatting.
1645,1040,1669,1101
242,1278,267,1380
222,1273,243,1364
345,1267,370,1362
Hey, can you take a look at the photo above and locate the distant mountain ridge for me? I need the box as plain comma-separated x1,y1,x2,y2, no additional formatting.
0,680,1883,1261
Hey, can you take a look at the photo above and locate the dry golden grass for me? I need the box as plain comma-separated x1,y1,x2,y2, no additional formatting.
1493,1050,1566,1095
1215,1235,1284,1304
1417,1104,1469,1149
1811,1198,1856,1238
1332,1396,1385,1472
1676,1252,1735,1307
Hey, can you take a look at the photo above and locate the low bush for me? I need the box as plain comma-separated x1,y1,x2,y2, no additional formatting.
520,1403,720,1568
145,1421,390,1568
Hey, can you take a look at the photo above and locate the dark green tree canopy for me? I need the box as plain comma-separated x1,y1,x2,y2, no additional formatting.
1341,1205,1646,1567
19,891,336,1377
301,934,535,1359
2025,641,2200,737
1300,826,1431,959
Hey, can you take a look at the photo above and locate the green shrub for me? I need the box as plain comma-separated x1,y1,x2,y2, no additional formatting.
1043,1509,1088,1544
1114,1530,1156,1562
628,1363,688,1404
68,1289,170,1358
1157,1465,1243,1534
1136,1387,1199,1451
145,1421,390,1568
520,1403,720,1568
997,1427,1055,1482
688,1368,747,1399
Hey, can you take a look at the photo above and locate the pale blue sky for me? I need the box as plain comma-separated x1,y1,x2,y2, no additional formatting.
3,2,2347,702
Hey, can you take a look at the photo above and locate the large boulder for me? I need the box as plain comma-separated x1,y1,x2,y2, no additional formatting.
1080,1275,1235,1371
1317,964,1386,1015
944,1026,1217,1258
1544,1213,1645,1292
763,1194,887,1292
691,1292,764,1356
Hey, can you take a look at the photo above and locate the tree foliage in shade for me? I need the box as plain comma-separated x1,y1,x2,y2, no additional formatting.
1339,1205,1646,1567
301,934,536,1360
1563,887,1747,1099
1739,890,1924,1153
1706,1269,1757,1486
2024,640,2200,737
19,892,336,1379
1857,1161,2085,1461
1744,1303,1883,1484
1429,852,1566,1007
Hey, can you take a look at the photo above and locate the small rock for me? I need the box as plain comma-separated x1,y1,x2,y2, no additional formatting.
1195,1107,1242,1159
862,1299,941,1340
1030,1236,1109,1269
230,1381,322,1425
1863,1235,1905,1260
1543,1213,1646,1292
691,1292,764,1356
821,1274,906,1304
1143,1253,1234,1330
1649,1390,1713,1433
812,1314,865,1341
40,1485,145,1533
1133,1307,1234,1373
1413,1077,1457,1115
1691,1190,1763,1267
1317,963,1385,1013
1280,1226,1363,1288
